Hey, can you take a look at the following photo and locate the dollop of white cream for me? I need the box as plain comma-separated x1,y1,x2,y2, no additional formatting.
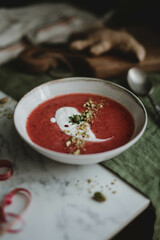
50,107,113,142
50,117,56,123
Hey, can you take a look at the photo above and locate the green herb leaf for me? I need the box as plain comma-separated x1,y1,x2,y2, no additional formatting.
92,192,106,202
68,114,85,124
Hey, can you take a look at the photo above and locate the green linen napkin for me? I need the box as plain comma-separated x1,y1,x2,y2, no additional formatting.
103,77,160,240
0,60,159,240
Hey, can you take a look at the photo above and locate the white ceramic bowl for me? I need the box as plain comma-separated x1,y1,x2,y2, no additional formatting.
14,77,147,165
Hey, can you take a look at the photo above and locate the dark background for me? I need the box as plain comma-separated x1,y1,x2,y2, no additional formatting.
0,0,160,32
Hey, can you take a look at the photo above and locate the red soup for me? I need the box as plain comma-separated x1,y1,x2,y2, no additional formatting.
26,93,135,155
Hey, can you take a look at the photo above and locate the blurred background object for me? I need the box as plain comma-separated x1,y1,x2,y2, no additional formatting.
0,0,159,78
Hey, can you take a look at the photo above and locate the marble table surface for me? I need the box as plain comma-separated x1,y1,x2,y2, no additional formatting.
0,91,150,240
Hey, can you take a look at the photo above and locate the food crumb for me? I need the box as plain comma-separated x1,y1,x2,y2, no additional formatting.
88,188,92,194
112,191,117,194
87,179,92,183
66,140,71,147
97,104,103,108
92,192,106,202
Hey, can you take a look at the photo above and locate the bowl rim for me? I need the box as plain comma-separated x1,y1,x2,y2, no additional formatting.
13,77,147,161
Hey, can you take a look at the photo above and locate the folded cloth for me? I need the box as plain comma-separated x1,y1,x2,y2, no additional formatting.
0,3,101,65
0,42,25,65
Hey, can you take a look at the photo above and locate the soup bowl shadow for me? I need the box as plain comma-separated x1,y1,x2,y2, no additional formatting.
14,77,147,165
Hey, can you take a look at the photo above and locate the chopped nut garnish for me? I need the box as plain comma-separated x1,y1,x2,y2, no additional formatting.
97,104,103,108
65,98,106,155
73,149,80,155
66,140,71,147
91,103,96,108
70,136,76,142
88,98,93,103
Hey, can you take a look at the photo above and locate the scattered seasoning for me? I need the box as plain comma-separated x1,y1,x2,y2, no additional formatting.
92,192,106,202
64,124,69,127
0,97,8,104
75,177,117,198
102,178,118,194
75,179,80,186
112,191,117,194
87,179,92,183
67,136,85,154
88,188,92,194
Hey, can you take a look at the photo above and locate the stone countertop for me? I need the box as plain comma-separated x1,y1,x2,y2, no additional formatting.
0,91,149,240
